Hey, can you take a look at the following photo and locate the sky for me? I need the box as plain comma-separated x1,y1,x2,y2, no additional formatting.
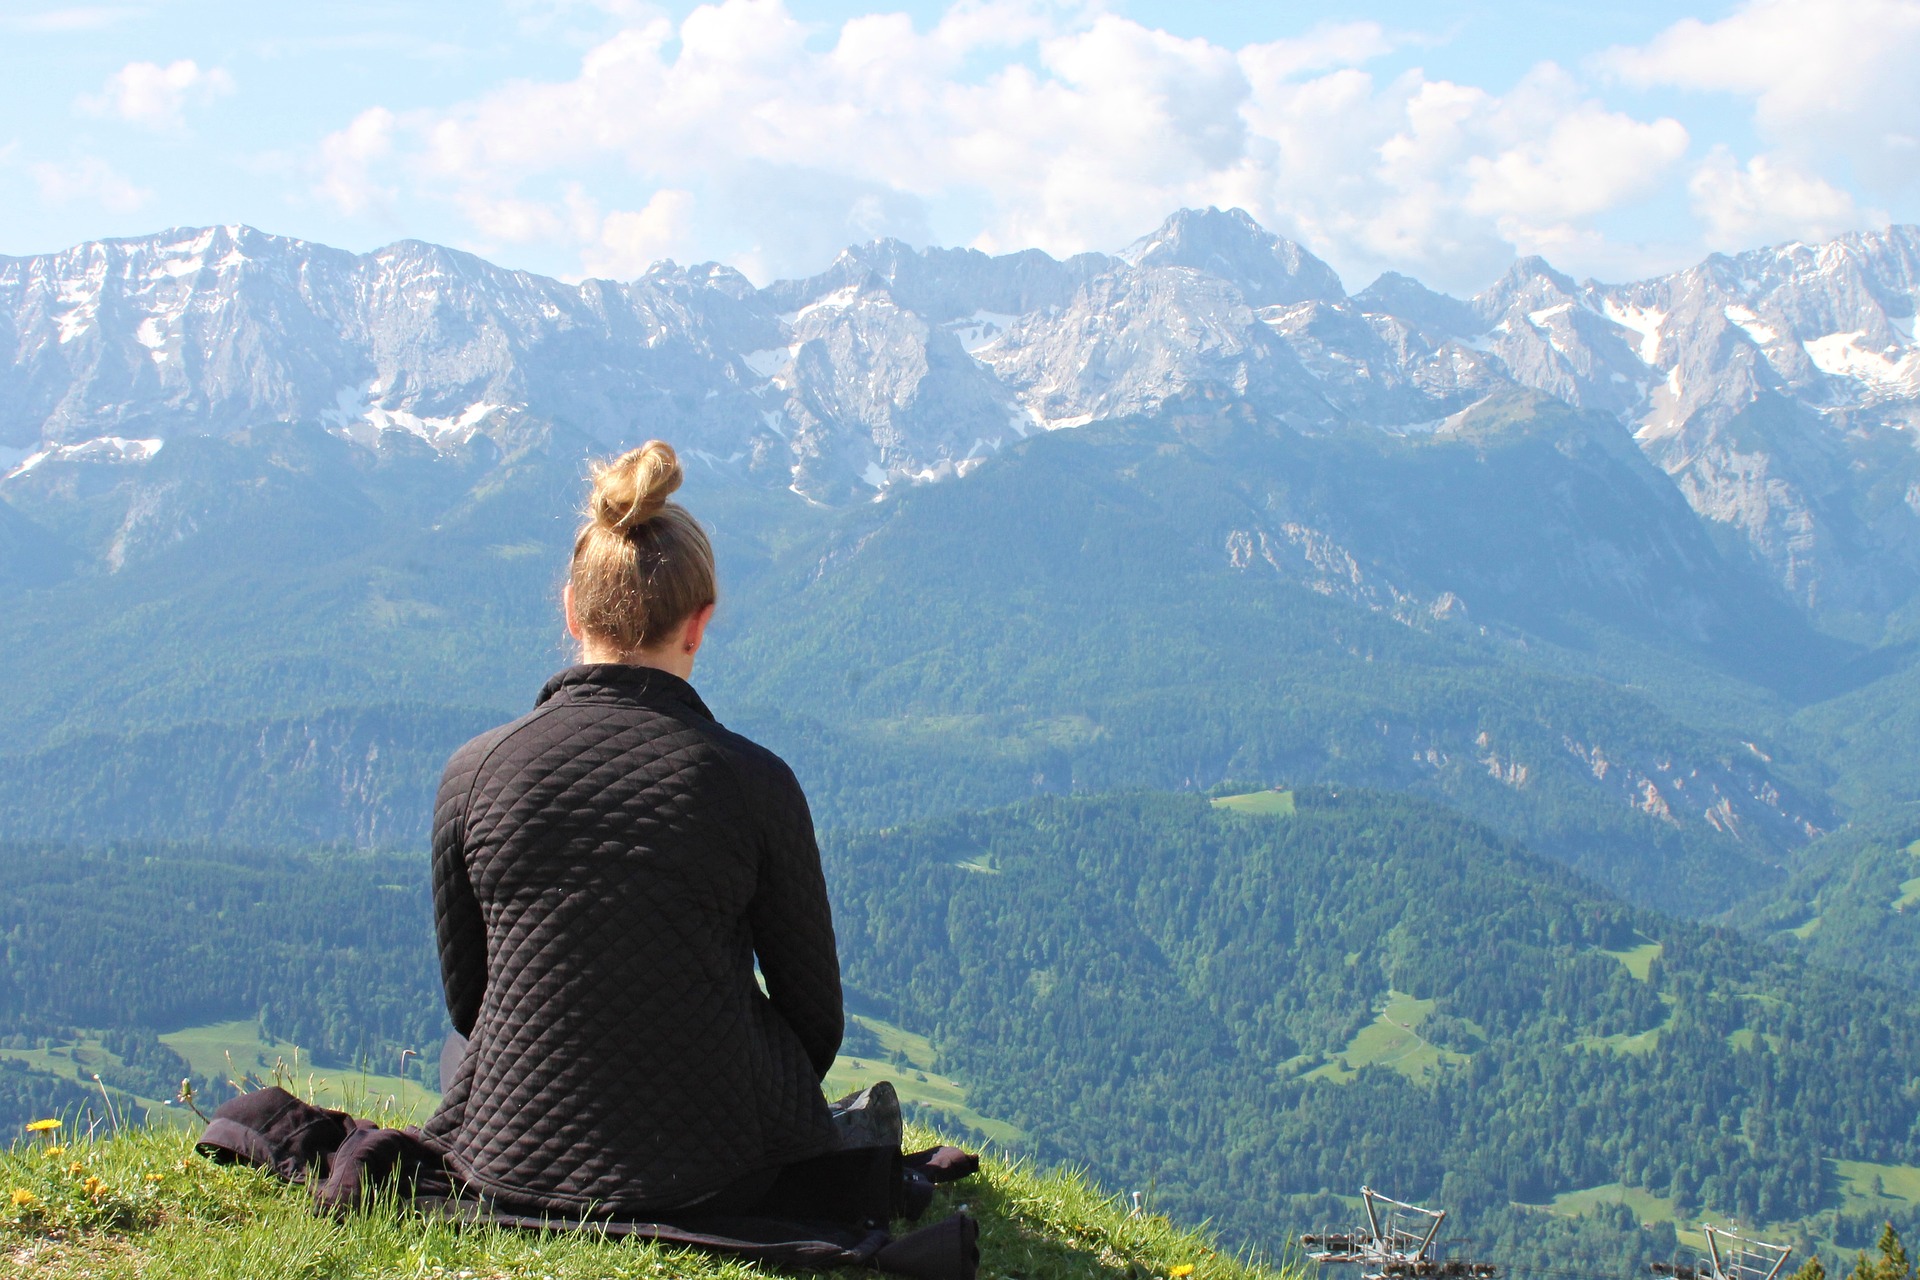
1,0,1916,295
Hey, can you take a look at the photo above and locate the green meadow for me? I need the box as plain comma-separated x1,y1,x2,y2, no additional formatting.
1303,992,1470,1084
1210,791,1297,817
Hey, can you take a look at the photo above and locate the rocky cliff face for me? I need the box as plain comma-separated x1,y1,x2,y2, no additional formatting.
8,213,1920,617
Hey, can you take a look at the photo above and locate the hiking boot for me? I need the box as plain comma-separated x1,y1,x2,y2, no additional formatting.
829,1080,902,1150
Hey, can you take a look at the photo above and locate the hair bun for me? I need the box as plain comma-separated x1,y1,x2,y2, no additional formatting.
590,440,683,533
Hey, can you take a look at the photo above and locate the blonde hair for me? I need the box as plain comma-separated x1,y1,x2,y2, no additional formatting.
570,440,717,654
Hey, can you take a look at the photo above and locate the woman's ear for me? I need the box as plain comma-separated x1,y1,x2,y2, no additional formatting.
563,582,584,641
681,601,717,655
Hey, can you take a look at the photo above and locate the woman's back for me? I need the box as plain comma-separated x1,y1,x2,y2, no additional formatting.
421,445,843,1215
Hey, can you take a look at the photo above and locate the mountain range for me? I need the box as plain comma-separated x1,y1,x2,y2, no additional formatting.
9,210,1920,617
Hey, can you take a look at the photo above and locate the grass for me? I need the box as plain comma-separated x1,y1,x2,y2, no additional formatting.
1600,940,1662,982
1303,992,1468,1084
826,1016,1026,1148
1210,791,1296,818
1894,877,1920,912
1532,1161,1920,1257
1833,1160,1920,1210
1536,1184,1706,1250
146,1015,1025,1152
0,1118,1297,1280
160,1022,439,1121
1575,1027,1663,1056
1724,1028,1782,1053
0,1034,175,1118
1573,993,1675,1057
2,1022,441,1129
1538,1159,1920,1258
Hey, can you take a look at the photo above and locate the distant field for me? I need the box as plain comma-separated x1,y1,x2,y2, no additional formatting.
1212,790,1297,817
1305,991,1468,1084
826,1013,1025,1147
146,1013,1025,1147
1534,1159,1920,1250
160,1021,439,1125
1834,1158,1920,1210
152,1016,1024,1146
0,1033,191,1125
1541,1183,1705,1249
1893,841,1920,912
1575,1026,1664,1056
1602,940,1662,981
1896,877,1920,911
0,1021,437,1128
1576,990,1675,1057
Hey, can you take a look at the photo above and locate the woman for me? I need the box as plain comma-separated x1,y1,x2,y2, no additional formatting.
421,439,846,1217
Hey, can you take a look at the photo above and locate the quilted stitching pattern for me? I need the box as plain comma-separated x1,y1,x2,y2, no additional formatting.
421,664,844,1214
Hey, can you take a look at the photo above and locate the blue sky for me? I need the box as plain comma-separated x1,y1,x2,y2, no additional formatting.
2,0,1915,294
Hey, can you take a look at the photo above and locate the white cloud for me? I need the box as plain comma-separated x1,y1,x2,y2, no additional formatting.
1232,61,1691,286
584,188,698,278
303,0,1879,292
1238,21,1393,82
315,107,397,217
5,6,141,33
30,156,149,212
80,59,235,130
1463,76,1689,226
1689,148,1867,249
1606,0,1920,193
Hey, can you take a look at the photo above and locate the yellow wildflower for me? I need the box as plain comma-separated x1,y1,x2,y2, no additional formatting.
24,1119,59,1133
146,1173,164,1183
42,1145,64,1158
83,1176,105,1198
67,1162,84,1177
1171,1266,1197,1277
8,1188,35,1207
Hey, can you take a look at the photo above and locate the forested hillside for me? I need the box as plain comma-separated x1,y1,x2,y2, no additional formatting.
0,842,441,1125
1739,808,1920,991
827,789,1920,1265
6,790,1920,1270
716,414,1833,912
0,414,1853,915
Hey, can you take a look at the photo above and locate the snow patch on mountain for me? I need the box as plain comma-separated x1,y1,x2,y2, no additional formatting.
4,436,164,482
1601,301,1665,364
1801,331,1920,395
741,348,793,378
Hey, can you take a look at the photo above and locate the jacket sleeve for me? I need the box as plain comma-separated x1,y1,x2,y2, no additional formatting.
432,748,488,1038
748,755,844,1079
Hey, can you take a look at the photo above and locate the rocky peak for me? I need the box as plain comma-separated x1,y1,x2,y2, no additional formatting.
1353,272,1483,343
1121,207,1345,307
1472,255,1580,322
14,215,1920,622
760,239,1108,323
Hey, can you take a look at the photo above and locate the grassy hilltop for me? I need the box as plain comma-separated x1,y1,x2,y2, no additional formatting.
0,1110,1291,1280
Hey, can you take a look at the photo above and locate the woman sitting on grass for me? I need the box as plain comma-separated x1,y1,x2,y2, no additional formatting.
422,439,848,1217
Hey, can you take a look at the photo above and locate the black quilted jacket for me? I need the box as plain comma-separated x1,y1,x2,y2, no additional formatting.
420,663,844,1214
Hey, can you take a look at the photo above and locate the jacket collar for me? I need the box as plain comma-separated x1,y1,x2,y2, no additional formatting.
535,663,716,722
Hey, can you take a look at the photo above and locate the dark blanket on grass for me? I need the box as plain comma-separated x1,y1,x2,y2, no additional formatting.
196,1086,979,1280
